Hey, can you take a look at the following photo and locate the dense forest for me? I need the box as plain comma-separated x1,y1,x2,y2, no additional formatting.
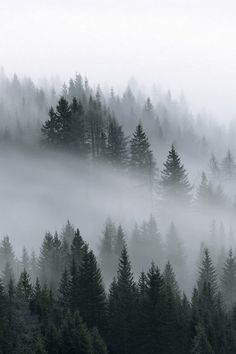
1,220,236,353
1,71,236,353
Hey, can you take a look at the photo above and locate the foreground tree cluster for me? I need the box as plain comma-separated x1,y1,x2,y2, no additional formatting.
1,223,236,353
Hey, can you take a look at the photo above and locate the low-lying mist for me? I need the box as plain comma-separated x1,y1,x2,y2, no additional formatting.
0,147,153,253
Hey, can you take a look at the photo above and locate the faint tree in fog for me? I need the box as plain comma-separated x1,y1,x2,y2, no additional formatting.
160,144,192,204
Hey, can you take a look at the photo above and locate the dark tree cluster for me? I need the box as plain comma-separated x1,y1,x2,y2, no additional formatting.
0,224,236,353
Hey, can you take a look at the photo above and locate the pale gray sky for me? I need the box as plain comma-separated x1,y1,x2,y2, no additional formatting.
1,0,236,122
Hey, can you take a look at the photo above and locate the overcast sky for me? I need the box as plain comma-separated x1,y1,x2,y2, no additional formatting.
0,0,236,123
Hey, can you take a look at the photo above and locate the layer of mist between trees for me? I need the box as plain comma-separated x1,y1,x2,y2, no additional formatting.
1,71,236,301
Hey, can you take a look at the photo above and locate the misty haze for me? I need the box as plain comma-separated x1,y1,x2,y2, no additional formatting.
1,1,236,353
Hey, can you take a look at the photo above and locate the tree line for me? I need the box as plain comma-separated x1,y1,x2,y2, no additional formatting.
1,222,236,353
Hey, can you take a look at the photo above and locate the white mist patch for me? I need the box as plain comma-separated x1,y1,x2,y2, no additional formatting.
0,148,152,254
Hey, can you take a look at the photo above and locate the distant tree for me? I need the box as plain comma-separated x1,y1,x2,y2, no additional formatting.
0,236,15,272
208,154,220,179
114,225,126,266
160,144,192,204
195,172,214,207
99,218,116,284
71,228,86,269
165,222,185,272
42,97,72,147
107,117,128,166
70,97,89,155
221,249,236,308
129,123,156,185
198,248,217,296
58,268,71,309
16,269,33,301
21,247,30,273
222,149,236,179
163,261,180,297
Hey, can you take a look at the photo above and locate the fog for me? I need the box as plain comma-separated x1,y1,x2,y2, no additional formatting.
0,147,156,252
1,0,236,122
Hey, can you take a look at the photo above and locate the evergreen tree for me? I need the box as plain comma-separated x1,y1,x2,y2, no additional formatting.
198,248,218,295
71,228,86,269
77,247,107,333
208,154,220,179
91,327,108,354
99,218,116,284
191,323,214,354
163,261,180,297
61,220,75,246
59,311,93,354
196,172,214,207
160,144,192,203
0,236,15,272
221,249,236,308
21,247,30,273
42,97,72,147
108,247,138,354
70,97,89,154
107,116,128,166
165,222,186,286
58,267,71,309
16,269,33,301
222,149,235,179
129,123,155,184
114,225,126,262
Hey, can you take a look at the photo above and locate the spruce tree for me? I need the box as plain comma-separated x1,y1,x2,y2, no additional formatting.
129,123,155,184
191,323,214,354
77,247,107,333
222,149,235,179
196,172,214,207
198,248,218,295
221,249,236,308
107,116,128,166
99,218,116,284
108,247,138,354
160,144,192,203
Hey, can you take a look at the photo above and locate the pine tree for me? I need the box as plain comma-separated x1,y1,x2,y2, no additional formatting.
107,116,128,166
99,218,116,284
58,268,71,309
196,172,214,207
222,149,235,179
221,249,236,308
21,247,30,273
160,144,192,204
77,247,107,333
16,269,33,301
61,220,75,246
2,261,14,288
70,97,89,154
71,228,86,269
129,123,155,184
59,311,93,354
191,323,214,354
114,225,126,262
42,97,73,147
0,236,15,272
163,261,180,297
208,154,220,179
91,327,108,354
108,247,138,354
